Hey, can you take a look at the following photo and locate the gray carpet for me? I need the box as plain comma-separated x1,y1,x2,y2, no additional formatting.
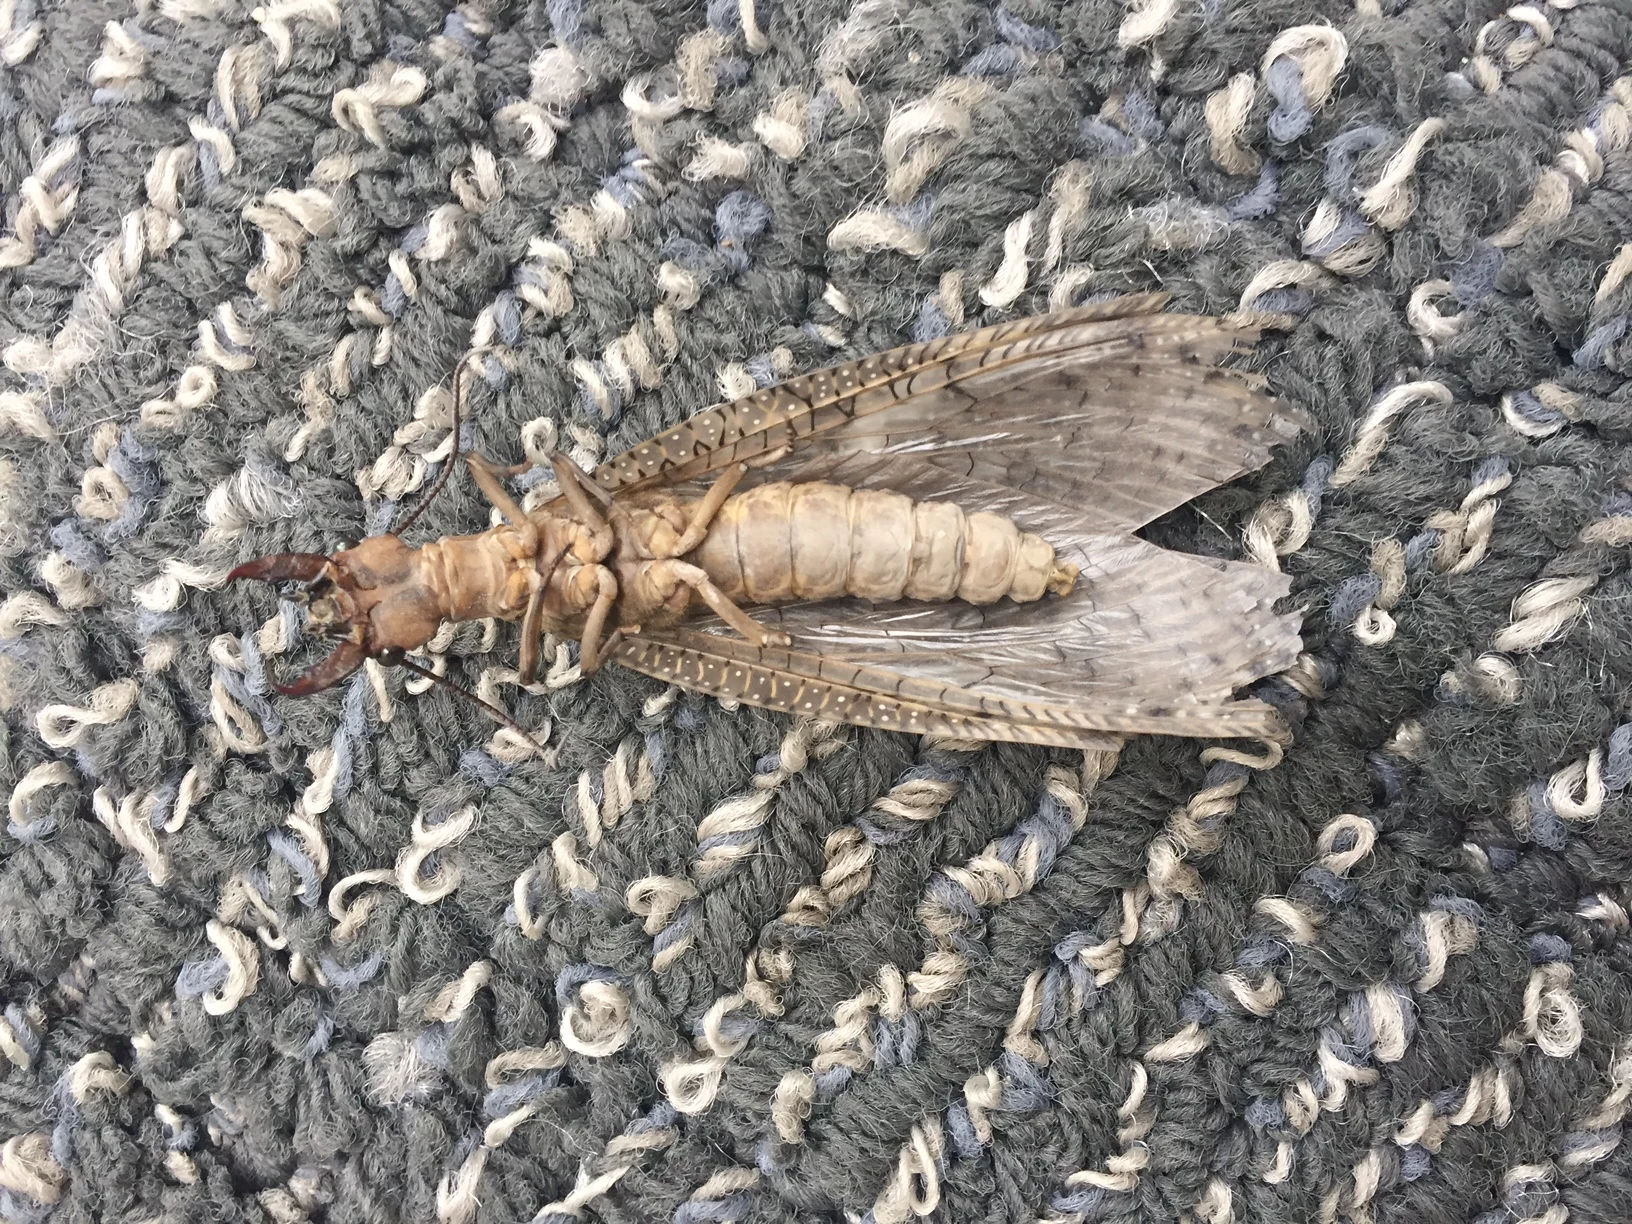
4,0,1632,1221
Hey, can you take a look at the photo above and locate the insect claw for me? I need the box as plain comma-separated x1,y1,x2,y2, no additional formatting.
274,640,365,696
228,552,329,586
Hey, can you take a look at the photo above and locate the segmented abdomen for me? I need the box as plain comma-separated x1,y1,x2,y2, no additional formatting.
690,481,1073,606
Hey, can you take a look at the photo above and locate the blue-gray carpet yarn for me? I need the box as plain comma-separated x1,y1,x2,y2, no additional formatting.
4,0,1632,1221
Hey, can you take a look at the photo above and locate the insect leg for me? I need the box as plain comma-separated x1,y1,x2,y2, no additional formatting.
548,450,615,506
646,560,792,648
467,453,539,546
577,565,621,674
518,538,572,685
662,462,748,556
478,458,534,478
550,453,616,556
744,442,794,469
551,453,615,518
518,581,545,685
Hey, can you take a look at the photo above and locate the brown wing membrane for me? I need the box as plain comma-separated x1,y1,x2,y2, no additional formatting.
595,293,1170,493
750,364,1303,532
595,292,1306,532
610,627,1282,749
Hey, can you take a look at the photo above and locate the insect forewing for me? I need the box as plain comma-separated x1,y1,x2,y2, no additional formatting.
610,622,1285,749
607,632,1131,751
595,292,1306,532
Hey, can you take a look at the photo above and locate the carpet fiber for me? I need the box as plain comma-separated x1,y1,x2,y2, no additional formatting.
4,1,1632,1221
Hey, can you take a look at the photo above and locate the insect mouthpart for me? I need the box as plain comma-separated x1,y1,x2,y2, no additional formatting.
227,551,368,696
303,581,354,639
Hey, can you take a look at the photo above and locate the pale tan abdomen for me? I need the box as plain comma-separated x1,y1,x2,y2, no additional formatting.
690,481,1071,606
421,530,534,622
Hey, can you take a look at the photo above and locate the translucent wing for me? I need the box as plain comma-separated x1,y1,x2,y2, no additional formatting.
610,453,1300,745
595,296,1306,745
745,538,1299,710
595,292,1307,532
611,580,1289,749
607,632,1126,752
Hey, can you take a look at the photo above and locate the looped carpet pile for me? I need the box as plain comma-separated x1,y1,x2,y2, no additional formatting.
3,1,1632,1221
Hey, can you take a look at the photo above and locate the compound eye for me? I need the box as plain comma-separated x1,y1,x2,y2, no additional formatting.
377,646,405,666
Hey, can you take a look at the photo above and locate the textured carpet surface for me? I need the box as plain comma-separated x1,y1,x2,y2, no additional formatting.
4,1,1632,1222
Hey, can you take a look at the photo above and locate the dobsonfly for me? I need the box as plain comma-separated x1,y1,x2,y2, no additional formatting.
230,292,1308,751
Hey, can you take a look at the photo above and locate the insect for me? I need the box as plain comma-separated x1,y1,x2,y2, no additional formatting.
230,292,1306,751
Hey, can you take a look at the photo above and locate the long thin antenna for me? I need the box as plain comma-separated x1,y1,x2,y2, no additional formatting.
399,656,548,758
394,349,489,538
